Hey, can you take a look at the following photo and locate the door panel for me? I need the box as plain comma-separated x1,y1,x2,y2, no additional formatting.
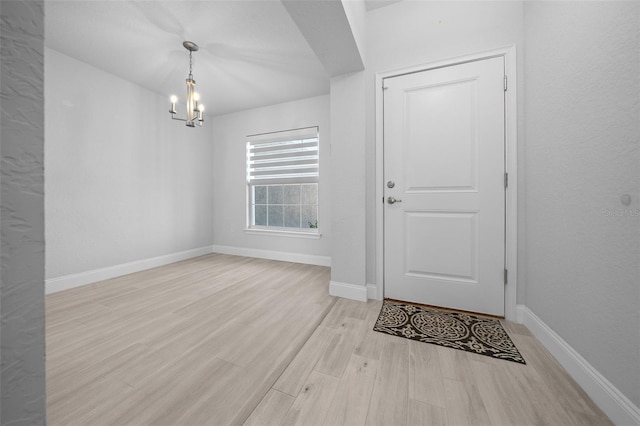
405,211,477,281
384,57,505,316
405,79,477,192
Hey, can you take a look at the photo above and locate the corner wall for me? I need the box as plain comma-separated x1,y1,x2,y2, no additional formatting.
45,48,214,285
524,1,640,410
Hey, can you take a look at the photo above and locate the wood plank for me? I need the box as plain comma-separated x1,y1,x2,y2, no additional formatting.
365,341,410,426
408,339,446,408
274,325,334,397
436,344,476,384
320,298,370,328
280,371,340,426
353,301,387,361
470,358,536,425
408,399,447,426
323,354,378,426
117,356,239,425
315,317,369,378
47,376,135,426
511,333,612,424
443,378,492,426
47,343,148,406
244,390,295,426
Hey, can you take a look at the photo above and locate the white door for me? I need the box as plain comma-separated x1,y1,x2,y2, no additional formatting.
383,57,505,316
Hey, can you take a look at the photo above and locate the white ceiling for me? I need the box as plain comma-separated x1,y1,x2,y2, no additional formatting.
364,0,402,12
45,1,332,116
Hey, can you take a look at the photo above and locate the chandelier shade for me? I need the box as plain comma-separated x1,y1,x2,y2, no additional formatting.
169,41,204,127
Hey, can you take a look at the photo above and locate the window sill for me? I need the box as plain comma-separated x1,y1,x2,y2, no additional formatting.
244,228,322,239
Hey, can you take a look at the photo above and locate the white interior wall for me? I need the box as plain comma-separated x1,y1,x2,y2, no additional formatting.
45,48,214,282
329,71,367,298
211,95,331,261
341,0,367,65
364,1,526,297
524,1,640,408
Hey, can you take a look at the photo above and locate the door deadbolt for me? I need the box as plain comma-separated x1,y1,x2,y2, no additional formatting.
387,180,395,188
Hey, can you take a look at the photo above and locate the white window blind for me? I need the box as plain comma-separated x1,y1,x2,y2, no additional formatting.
247,127,319,185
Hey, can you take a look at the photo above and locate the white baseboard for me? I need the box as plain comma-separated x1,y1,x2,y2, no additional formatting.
212,245,331,267
329,280,368,302
516,305,640,426
46,246,215,294
366,283,379,300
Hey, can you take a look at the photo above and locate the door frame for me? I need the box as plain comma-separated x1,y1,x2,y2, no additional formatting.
374,45,518,321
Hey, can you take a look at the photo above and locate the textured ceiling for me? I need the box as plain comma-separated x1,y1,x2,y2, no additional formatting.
45,1,331,116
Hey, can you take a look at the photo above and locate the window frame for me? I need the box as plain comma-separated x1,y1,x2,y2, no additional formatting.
245,127,320,237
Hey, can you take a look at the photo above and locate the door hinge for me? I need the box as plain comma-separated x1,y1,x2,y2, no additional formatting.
504,268,508,284
504,75,508,92
504,172,508,189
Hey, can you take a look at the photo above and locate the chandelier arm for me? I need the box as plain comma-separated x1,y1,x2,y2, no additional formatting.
170,115,203,123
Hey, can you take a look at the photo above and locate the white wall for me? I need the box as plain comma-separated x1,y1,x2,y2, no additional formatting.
45,48,214,281
524,1,640,408
341,0,367,65
329,71,367,298
211,95,330,261
364,1,526,295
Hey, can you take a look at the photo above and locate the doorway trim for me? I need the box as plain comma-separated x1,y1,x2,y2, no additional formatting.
374,45,518,321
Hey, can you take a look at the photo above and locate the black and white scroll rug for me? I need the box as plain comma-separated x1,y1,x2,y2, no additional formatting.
373,300,526,364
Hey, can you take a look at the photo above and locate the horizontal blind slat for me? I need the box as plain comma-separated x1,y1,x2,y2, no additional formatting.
248,131,319,184
249,141,318,155
250,155,318,162
250,177,319,185
251,151,318,162
247,126,318,144
251,167,318,177
250,159,318,170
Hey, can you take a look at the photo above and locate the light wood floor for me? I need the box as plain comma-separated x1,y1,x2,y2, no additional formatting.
47,254,611,426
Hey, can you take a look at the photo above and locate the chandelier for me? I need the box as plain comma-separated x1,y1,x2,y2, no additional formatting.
169,41,205,127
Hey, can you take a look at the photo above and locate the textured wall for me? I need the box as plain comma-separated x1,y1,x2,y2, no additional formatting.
45,49,214,280
211,95,331,257
524,1,640,407
0,1,47,424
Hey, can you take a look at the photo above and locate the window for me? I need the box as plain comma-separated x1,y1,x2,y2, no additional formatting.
247,127,319,233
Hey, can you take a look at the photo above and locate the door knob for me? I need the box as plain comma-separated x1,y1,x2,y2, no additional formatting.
387,196,402,204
